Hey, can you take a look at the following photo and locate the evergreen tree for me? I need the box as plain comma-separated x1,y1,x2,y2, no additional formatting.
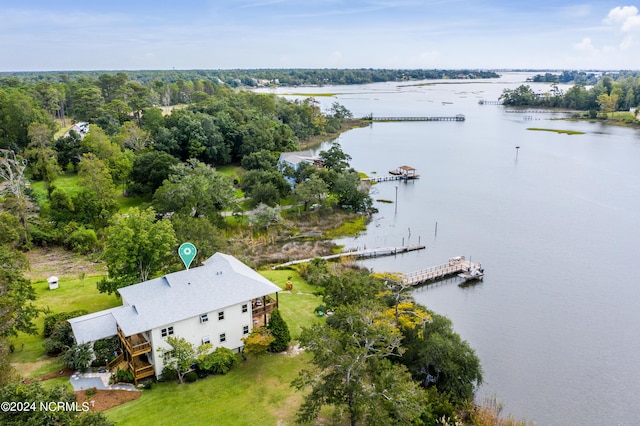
267,309,290,353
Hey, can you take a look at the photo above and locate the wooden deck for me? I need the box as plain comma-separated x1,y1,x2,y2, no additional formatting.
131,359,155,382
402,256,482,286
118,327,151,357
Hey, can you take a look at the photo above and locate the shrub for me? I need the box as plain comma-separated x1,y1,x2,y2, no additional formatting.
85,387,97,397
184,371,198,383
91,336,119,367
43,310,88,338
142,381,154,390
43,321,75,355
63,343,93,372
160,366,178,382
115,368,134,383
198,347,237,375
267,309,291,353
66,227,98,254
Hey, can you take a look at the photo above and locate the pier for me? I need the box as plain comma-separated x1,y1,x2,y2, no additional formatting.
401,256,482,286
478,99,503,105
505,109,566,114
370,115,465,122
363,165,420,182
272,245,426,269
362,174,418,182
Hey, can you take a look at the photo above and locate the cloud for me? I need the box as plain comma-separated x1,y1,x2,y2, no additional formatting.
604,6,640,32
574,37,598,53
619,35,635,50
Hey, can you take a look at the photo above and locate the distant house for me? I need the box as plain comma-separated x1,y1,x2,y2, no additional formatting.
64,122,90,139
68,253,280,383
277,150,323,187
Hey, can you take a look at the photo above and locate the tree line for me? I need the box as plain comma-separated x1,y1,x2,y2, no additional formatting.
1,68,499,87
500,74,640,116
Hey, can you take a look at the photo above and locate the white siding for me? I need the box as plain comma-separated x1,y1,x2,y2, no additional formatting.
149,300,253,378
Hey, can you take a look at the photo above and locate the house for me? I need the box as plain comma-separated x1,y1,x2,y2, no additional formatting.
68,253,280,383
63,122,90,139
277,150,323,187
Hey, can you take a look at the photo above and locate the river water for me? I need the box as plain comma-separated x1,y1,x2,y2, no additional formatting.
261,74,640,425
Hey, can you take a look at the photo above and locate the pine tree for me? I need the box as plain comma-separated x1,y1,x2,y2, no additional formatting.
267,309,290,353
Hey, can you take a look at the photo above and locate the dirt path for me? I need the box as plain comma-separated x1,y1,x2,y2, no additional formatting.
24,247,104,281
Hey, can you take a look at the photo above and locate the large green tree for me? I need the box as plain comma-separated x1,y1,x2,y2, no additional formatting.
0,247,41,338
294,174,328,211
399,309,483,403
128,151,179,197
98,207,176,295
153,160,236,220
294,303,426,425
24,123,59,182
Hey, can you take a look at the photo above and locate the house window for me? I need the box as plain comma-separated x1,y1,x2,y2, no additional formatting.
242,304,248,313
200,314,209,323
243,325,249,335
218,311,224,321
161,326,174,337
202,336,210,344
219,333,226,343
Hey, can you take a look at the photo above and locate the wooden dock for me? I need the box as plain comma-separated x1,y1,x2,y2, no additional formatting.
272,245,426,269
363,165,419,182
371,115,465,122
362,174,419,182
505,109,565,114
401,256,482,286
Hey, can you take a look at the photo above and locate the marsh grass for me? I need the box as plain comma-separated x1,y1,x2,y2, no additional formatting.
526,128,585,135
324,215,367,239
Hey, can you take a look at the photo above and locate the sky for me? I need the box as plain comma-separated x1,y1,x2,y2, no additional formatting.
1,1,639,71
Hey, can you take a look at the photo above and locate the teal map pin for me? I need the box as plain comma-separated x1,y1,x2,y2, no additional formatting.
178,243,197,270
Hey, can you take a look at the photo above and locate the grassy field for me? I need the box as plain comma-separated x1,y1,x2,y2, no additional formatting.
105,351,312,425
9,274,120,378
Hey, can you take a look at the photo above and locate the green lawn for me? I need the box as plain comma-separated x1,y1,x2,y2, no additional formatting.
106,351,311,425
31,172,147,212
258,268,323,339
8,275,120,377
30,173,84,209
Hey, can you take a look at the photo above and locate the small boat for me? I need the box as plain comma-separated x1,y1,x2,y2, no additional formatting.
458,266,484,282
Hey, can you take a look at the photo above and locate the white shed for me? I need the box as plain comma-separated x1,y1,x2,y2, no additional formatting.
47,276,59,290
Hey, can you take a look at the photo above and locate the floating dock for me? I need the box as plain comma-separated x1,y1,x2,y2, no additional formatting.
272,245,426,269
401,256,482,286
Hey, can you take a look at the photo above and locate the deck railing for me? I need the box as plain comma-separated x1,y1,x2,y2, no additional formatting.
107,353,124,370
130,362,155,381
117,327,151,356
252,298,277,317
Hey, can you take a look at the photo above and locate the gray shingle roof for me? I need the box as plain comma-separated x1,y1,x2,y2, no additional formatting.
278,150,317,166
69,253,281,341
68,307,120,344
